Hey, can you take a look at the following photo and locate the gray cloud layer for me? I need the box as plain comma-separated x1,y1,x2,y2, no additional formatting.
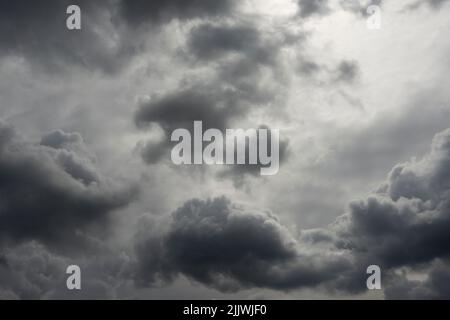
1,0,449,300
119,0,237,26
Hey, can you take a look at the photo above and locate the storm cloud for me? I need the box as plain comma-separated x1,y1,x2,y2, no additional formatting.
135,196,352,292
335,128,450,268
133,127,450,297
134,21,297,177
0,120,135,251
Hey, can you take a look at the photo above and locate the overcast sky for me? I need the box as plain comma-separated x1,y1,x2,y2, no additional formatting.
1,0,450,299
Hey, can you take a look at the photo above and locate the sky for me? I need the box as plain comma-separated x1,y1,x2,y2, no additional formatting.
1,0,450,299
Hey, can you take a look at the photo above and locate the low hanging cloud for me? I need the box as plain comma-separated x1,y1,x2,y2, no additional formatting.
0,120,135,251
335,128,450,268
134,127,450,298
134,196,353,292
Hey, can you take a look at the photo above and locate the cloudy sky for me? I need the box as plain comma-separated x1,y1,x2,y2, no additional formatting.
1,0,450,299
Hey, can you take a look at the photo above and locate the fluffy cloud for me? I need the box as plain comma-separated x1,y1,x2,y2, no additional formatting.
335,128,450,268
334,60,360,83
133,127,450,297
297,0,330,17
319,127,450,298
134,197,353,292
0,120,135,251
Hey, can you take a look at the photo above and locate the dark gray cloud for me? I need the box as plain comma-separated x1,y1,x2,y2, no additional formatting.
0,0,255,73
298,58,362,86
1,0,447,301
298,0,330,18
187,23,275,65
298,60,321,76
329,127,450,298
0,0,133,73
40,130,84,150
406,0,450,10
135,85,291,184
133,127,450,297
0,0,370,75
428,0,450,8
186,21,300,77
135,197,352,292
342,130,450,266
134,84,246,164
339,0,383,17
138,139,172,165
135,86,242,134
384,259,450,299
119,0,237,26
217,130,290,188
135,22,297,173
334,60,360,83
0,120,135,251
0,241,134,299
186,22,296,103
0,242,66,299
